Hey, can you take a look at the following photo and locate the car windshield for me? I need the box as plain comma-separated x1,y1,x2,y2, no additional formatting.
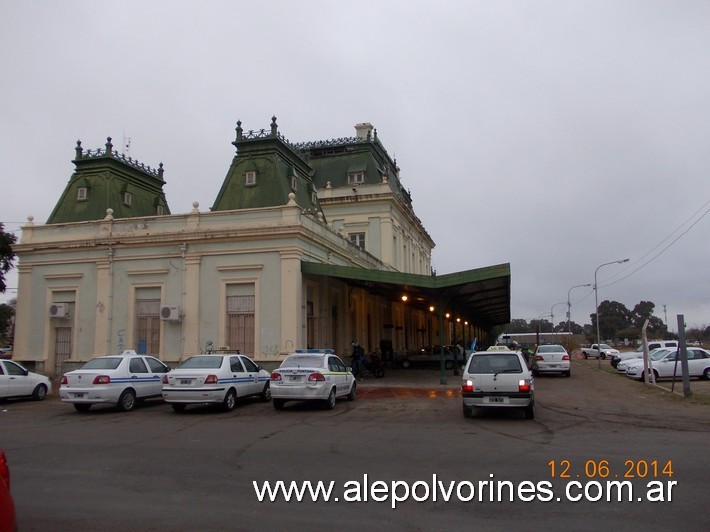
538,345,566,354
468,354,522,374
81,358,122,370
650,349,674,361
281,355,324,368
599,344,613,350
178,356,224,369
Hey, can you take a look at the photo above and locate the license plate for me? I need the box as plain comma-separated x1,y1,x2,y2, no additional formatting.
289,375,301,381
486,396,506,403
180,379,192,385
74,393,85,398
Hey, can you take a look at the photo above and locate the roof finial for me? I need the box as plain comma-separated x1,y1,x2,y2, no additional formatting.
235,120,243,141
75,140,83,159
271,116,278,136
105,137,113,155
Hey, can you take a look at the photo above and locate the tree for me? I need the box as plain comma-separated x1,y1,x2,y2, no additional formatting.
0,303,13,343
0,223,17,293
593,300,630,340
630,301,656,328
506,319,532,333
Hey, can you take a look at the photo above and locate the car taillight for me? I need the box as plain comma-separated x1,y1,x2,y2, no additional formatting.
61,375,68,385
0,450,10,491
518,379,531,392
308,372,325,382
162,375,169,384
535,355,544,361
93,375,110,384
462,380,473,393
204,375,219,384
562,354,569,360
270,372,282,382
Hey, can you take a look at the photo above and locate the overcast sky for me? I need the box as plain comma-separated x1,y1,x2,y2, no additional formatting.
1,0,708,331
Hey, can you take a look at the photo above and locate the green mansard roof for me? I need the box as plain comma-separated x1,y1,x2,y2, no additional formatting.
46,137,170,224
211,117,323,215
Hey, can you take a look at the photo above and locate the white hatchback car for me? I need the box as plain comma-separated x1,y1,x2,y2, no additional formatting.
162,354,271,412
0,360,51,401
270,350,356,410
531,344,570,377
59,350,169,412
462,350,535,419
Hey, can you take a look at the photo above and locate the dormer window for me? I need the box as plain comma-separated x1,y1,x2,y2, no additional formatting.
156,205,165,215
76,187,88,201
245,171,256,186
348,172,365,185
291,176,298,191
123,192,133,206
311,191,318,204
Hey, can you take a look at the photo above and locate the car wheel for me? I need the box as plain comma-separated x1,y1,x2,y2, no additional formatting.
172,403,187,413
32,384,48,401
563,370,570,377
222,389,237,411
524,404,534,420
601,353,606,360
463,404,473,418
704,368,710,380
260,382,271,402
117,389,136,412
73,403,91,412
347,382,356,401
325,388,336,410
273,399,285,410
582,353,588,359
401,359,411,369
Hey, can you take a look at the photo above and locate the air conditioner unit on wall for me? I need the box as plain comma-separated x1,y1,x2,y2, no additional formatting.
160,305,181,321
49,303,68,318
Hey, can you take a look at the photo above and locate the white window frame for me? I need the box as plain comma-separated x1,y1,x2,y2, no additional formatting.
123,192,133,206
76,187,88,201
291,176,298,191
349,232,366,250
348,172,365,185
245,171,256,186
156,205,165,215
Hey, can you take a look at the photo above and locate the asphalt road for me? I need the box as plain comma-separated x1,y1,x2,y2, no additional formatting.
1,362,708,531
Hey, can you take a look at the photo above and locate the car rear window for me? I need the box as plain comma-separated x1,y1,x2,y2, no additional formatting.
281,355,324,368
468,354,523,374
538,345,566,354
178,356,224,369
81,358,122,370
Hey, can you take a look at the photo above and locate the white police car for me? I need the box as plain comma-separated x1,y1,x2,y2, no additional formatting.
162,354,271,412
59,350,169,412
270,350,356,410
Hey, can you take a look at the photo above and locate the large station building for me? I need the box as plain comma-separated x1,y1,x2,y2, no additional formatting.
12,118,510,376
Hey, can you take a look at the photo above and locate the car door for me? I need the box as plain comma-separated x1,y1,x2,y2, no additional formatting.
0,361,8,397
239,356,263,395
128,357,152,398
2,361,32,397
144,356,169,395
327,356,345,394
229,356,250,396
686,349,710,377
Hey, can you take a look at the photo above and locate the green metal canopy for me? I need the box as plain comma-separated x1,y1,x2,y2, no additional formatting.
301,262,511,327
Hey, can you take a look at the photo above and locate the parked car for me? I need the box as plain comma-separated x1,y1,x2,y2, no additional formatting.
611,341,678,368
615,347,671,373
626,348,710,381
162,353,271,412
531,344,570,377
580,343,619,360
461,350,535,419
270,350,356,410
0,359,51,401
59,350,169,412
395,345,459,369
0,450,16,532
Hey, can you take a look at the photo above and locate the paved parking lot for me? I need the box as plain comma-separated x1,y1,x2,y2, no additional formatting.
1,359,708,530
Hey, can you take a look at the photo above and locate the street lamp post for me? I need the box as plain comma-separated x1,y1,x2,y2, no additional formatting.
594,259,629,368
551,302,567,334
567,283,592,335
